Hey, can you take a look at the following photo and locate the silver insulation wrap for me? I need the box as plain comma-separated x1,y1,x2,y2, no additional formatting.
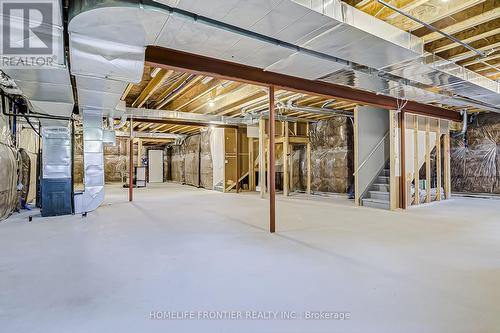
74,109,104,214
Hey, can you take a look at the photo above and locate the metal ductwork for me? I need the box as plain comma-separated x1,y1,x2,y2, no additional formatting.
64,0,500,214
1,0,74,218
121,107,244,125
74,109,104,214
68,0,499,114
452,111,468,138
0,0,74,126
115,131,186,140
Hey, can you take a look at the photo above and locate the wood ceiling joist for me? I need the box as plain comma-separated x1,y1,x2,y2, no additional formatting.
429,27,500,55
166,77,223,111
487,72,500,80
155,75,202,109
460,52,500,66
439,33,500,59
186,82,246,114
132,69,173,108
406,0,488,32
152,73,190,108
448,40,500,62
384,0,432,20
121,83,134,101
467,58,500,72
422,7,500,43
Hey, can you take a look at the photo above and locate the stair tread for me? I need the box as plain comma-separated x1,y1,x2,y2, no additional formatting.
369,190,389,194
362,198,390,204
373,183,389,186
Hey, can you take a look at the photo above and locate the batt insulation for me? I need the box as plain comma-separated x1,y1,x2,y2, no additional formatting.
451,112,500,194
297,117,354,193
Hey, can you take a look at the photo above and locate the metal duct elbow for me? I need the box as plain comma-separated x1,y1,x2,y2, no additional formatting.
114,113,128,130
452,111,467,138
74,109,105,214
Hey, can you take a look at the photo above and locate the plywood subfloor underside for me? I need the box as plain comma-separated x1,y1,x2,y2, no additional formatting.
1,183,500,332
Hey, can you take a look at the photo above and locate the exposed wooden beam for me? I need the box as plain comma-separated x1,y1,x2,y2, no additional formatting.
145,47,460,120
422,8,500,43
487,72,500,80
461,53,500,66
132,69,173,108
448,41,500,62
121,83,134,101
392,0,488,32
431,27,500,54
153,73,189,108
155,75,202,109
384,0,431,20
167,77,222,111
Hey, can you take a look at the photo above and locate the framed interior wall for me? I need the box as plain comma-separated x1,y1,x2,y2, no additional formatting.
403,113,451,207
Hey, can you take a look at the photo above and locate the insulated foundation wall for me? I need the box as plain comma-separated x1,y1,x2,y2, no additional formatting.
296,116,354,193
0,112,17,221
451,112,500,194
167,130,213,189
75,135,131,184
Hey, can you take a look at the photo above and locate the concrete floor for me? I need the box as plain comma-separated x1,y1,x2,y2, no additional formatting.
1,183,500,333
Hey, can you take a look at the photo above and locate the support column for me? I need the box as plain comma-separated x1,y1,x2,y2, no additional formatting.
425,118,431,203
129,121,134,202
137,139,143,167
283,121,289,196
436,121,442,201
399,110,407,209
413,116,419,206
289,143,293,194
389,110,396,210
248,138,255,191
236,128,240,193
266,137,270,193
443,130,451,199
259,118,266,198
269,86,276,233
306,122,311,195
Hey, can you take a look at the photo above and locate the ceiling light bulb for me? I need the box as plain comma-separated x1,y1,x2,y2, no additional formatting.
208,100,215,107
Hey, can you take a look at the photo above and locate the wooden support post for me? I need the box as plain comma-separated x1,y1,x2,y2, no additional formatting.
400,110,407,209
266,138,270,194
306,122,311,195
443,130,451,199
283,121,289,196
236,128,240,193
425,118,431,203
248,138,255,191
259,118,266,198
389,110,396,210
269,86,276,233
436,121,442,201
413,116,419,206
